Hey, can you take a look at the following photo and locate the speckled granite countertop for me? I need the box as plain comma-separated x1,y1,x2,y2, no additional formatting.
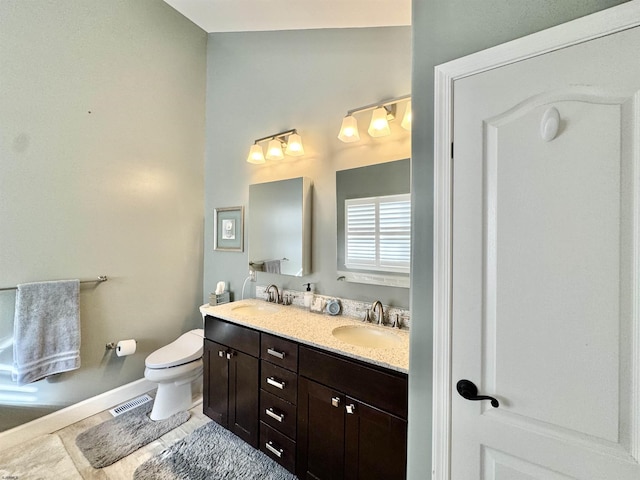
200,299,409,374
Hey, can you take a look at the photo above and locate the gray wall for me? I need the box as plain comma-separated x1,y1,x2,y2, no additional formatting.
0,0,206,430
204,28,412,307
407,0,629,478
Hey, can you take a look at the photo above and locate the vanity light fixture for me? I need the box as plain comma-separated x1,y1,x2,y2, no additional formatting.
337,115,360,143
247,144,266,164
266,139,285,160
246,129,305,164
338,94,411,143
400,100,412,131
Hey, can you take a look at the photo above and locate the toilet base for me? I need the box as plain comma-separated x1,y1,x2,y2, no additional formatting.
148,367,203,421
150,381,193,421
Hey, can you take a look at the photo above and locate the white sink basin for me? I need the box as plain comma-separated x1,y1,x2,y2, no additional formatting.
331,325,402,349
231,303,281,315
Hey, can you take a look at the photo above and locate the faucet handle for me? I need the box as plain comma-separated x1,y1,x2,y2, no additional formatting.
362,309,372,322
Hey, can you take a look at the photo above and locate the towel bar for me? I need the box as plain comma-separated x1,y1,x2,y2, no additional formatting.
0,275,108,292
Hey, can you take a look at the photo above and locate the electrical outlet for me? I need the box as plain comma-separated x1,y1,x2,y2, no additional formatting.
249,270,257,282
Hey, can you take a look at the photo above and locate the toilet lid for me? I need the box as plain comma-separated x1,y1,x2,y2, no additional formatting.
146,329,204,369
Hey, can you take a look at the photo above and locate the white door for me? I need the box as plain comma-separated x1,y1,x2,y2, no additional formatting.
433,5,640,480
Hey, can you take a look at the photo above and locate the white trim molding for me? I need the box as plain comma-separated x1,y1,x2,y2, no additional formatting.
0,379,155,448
432,2,640,479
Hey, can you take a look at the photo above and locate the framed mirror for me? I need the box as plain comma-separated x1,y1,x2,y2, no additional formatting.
248,177,312,277
336,158,411,287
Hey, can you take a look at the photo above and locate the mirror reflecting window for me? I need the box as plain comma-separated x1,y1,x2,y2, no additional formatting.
249,177,312,277
337,159,410,287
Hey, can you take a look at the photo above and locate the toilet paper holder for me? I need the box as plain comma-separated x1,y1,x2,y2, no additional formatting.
105,342,117,350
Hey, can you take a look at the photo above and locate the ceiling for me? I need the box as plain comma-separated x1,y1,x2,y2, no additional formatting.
162,0,411,33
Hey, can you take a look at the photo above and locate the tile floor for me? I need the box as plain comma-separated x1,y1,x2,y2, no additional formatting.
18,395,210,479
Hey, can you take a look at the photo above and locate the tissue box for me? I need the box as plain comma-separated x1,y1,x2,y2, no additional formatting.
209,292,230,306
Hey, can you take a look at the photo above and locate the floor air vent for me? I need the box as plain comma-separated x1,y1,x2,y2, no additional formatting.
109,394,153,417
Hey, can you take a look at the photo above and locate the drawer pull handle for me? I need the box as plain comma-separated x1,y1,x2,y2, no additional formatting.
265,407,285,422
346,404,356,414
331,397,341,408
265,441,283,458
226,352,235,360
267,348,286,359
267,377,286,389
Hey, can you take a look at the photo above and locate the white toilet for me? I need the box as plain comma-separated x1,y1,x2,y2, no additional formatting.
144,328,204,421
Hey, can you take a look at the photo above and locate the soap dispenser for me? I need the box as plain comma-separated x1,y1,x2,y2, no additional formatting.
303,283,314,309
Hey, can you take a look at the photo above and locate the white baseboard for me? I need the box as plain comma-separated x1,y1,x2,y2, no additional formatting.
0,378,155,446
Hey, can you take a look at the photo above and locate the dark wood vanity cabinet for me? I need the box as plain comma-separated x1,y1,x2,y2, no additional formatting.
203,317,260,448
297,346,408,480
203,315,408,479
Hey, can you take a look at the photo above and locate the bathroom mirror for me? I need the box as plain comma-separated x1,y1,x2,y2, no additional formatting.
248,177,312,277
336,158,411,288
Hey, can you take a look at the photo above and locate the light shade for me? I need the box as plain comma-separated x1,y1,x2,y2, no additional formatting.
368,107,391,137
247,144,265,164
266,139,285,160
401,100,412,131
338,115,360,143
285,133,305,156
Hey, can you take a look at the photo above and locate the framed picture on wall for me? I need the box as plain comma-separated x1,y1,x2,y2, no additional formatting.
214,206,244,252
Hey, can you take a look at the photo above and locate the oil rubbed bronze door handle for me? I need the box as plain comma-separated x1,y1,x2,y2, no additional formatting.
456,379,499,408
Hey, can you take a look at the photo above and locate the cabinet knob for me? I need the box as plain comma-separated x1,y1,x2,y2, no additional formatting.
331,397,341,408
218,350,225,358
346,404,356,414
226,351,235,360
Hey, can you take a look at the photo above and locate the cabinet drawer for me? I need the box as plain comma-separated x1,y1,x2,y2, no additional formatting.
261,333,298,372
260,422,296,473
205,316,260,357
262,361,298,404
299,346,408,419
260,389,297,440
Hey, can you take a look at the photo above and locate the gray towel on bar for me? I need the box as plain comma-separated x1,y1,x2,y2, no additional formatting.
264,260,281,274
13,280,81,385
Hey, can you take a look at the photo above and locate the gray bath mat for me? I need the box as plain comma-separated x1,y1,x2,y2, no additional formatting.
76,402,190,468
133,421,298,480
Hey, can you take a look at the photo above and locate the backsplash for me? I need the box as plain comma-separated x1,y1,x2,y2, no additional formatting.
254,285,411,330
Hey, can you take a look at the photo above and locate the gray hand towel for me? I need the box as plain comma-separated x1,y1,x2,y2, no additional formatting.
264,260,281,274
13,279,81,385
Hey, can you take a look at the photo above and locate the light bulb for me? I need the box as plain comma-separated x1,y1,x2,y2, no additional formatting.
246,144,265,164
338,115,360,143
266,139,284,160
285,133,305,156
401,100,412,131
368,107,391,137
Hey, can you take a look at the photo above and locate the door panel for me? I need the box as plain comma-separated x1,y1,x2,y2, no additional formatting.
449,24,640,479
486,97,622,441
203,339,229,426
229,350,259,447
344,398,407,480
297,377,345,480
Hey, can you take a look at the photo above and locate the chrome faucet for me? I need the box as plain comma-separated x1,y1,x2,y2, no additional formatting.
371,300,385,325
266,284,281,304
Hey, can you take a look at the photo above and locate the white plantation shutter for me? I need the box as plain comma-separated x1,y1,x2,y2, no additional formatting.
345,194,411,273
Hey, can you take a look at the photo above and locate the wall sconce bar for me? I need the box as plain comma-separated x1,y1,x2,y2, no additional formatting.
247,129,305,164
338,94,411,143
345,94,411,117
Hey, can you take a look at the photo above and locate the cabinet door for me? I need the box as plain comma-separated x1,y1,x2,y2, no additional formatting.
344,398,407,480
297,377,345,480
229,349,259,447
203,339,229,426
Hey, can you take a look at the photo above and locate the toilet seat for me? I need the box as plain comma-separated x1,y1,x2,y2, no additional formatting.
145,328,204,369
